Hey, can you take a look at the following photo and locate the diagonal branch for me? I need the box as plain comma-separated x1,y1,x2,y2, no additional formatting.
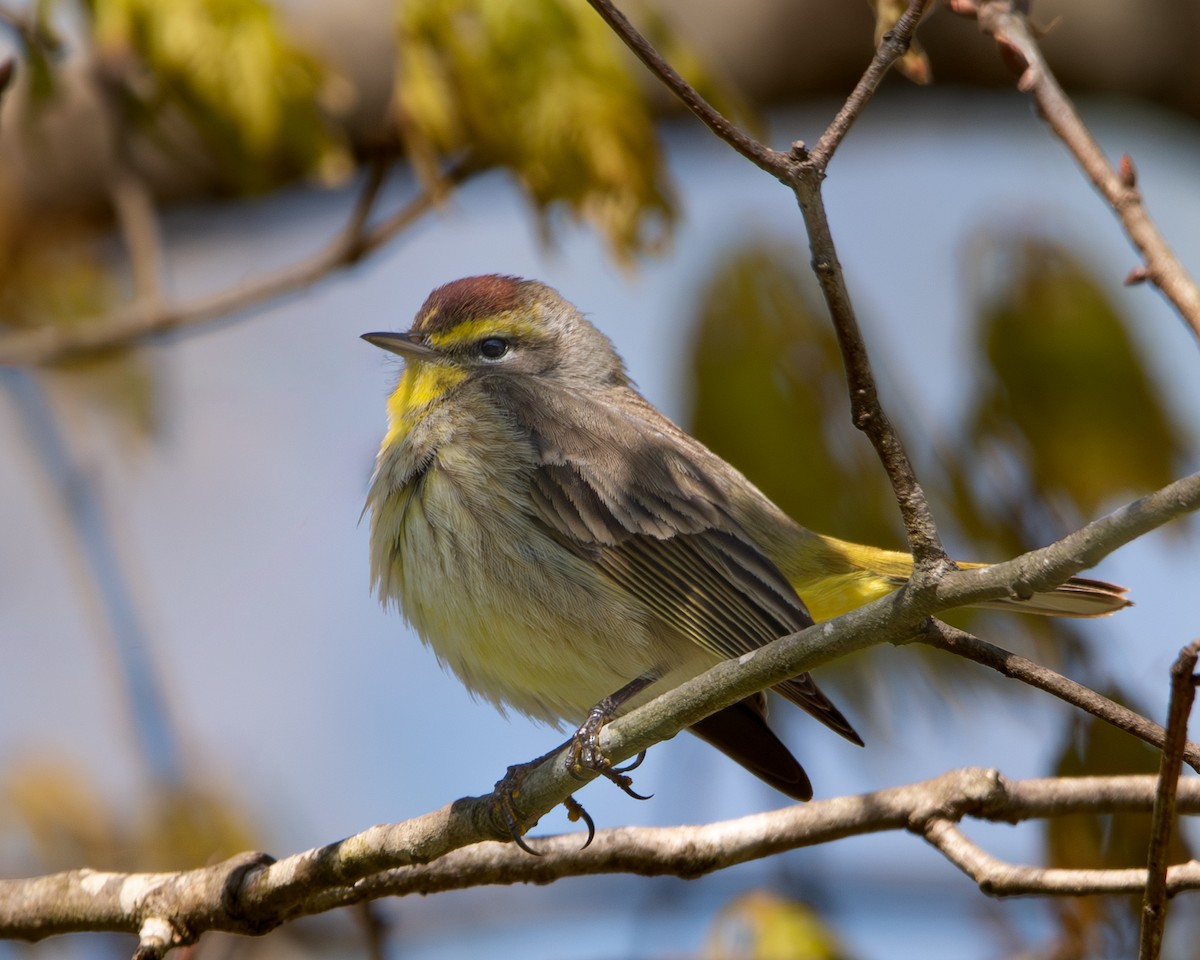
0,155,479,367
809,0,932,166
587,0,944,569
785,164,946,570
0,472,1197,946
966,0,1200,342
933,472,1200,611
922,817,1200,896
918,621,1200,772
583,0,787,176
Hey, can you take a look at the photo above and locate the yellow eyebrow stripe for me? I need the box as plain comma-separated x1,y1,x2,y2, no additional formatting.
425,313,548,347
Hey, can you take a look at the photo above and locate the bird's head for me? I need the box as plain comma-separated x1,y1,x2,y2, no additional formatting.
363,275,628,392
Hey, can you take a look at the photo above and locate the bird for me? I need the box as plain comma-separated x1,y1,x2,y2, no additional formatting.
362,274,1129,804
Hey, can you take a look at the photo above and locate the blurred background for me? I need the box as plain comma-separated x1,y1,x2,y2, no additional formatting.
1,1,1199,958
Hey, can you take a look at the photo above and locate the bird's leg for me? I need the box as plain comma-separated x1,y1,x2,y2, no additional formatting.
570,674,658,800
491,674,658,854
492,745,598,855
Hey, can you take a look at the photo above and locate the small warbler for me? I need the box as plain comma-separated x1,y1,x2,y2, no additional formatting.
363,275,1128,801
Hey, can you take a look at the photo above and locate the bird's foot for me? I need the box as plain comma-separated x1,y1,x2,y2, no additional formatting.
492,757,598,855
569,706,653,801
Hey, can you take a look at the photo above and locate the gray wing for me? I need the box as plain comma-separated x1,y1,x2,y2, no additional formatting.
494,378,861,745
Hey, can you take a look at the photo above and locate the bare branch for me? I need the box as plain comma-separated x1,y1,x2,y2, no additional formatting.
5,771,1200,944
1140,638,1200,960
786,168,947,570
967,0,1200,342
583,0,787,176
809,0,932,166
923,818,1200,896
934,473,1200,612
918,621,1200,772
586,0,944,569
0,155,479,367
1,468,1197,945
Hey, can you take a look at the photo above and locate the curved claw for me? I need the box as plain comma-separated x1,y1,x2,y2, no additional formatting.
493,761,545,856
611,750,647,775
562,795,596,849
503,804,544,856
603,767,653,801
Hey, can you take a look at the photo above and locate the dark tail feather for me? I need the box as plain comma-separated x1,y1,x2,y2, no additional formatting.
689,698,814,801
773,672,864,746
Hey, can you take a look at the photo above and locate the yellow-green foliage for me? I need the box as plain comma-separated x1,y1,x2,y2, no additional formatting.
91,0,349,191
706,892,850,960
395,0,673,260
973,240,1185,516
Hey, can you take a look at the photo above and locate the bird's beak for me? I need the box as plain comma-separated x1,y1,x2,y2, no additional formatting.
361,330,438,360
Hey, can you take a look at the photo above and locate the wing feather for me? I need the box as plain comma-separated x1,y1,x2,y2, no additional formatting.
497,378,860,744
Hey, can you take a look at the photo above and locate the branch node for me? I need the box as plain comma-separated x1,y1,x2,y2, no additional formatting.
1119,152,1138,188
1125,265,1151,286
220,851,279,934
133,917,181,960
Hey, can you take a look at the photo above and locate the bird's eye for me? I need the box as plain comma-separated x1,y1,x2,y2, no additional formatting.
479,337,509,360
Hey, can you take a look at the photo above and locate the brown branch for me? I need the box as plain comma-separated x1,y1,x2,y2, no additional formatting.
809,0,932,166
588,0,944,570
5,771,1200,946
918,621,1200,773
583,0,787,177
935,472,1200,612
1,470,1196,947
786,168,947,571
0,155,479,367
781,2,942,566
922,818,1200,897
967,0,1200,342
1140,638,1200,960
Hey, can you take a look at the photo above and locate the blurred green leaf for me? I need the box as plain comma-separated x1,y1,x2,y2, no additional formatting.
90,0,351,192
12,0,65,103
688,244,899,546
0,216,159,439
705,891,853,960
1049,694,1189,870
395,0,674,261
3,759,259,873
970,240,1185,518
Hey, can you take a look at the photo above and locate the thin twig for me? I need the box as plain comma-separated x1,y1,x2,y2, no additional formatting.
587,0,944,570
919,621,1200,772
583,0,787,176
1139,638,1200,960
967,0,1200,342
791,0,942,568
0,155,479,366
787,170,947,571
809,0,931,166
339,154,392,261
922,818,1200,896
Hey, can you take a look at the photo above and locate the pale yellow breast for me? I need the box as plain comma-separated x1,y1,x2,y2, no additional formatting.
370,420,679,725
